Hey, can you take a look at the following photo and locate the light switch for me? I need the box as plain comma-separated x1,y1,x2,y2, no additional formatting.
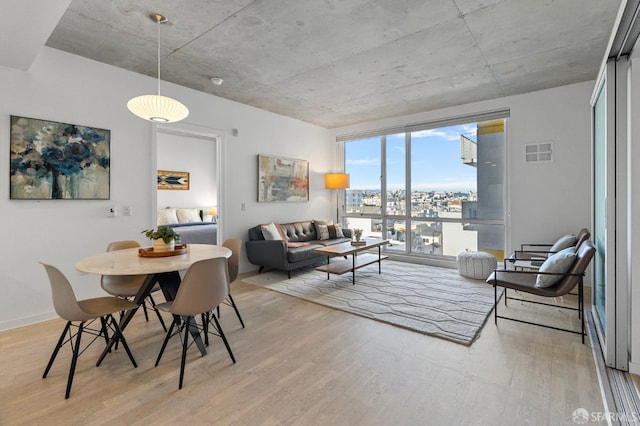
107,206,117,217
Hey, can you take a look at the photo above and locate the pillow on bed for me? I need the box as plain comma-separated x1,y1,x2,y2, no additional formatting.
157,208,179,225
176,208,202,224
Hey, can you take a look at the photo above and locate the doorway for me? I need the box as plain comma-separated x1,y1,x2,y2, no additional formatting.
154,125,224,243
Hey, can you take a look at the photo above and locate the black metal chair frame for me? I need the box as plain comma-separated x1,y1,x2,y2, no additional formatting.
156,313,235,389
43,315,136,399
139,292,168,331
216,294,245,328
490,269,586,343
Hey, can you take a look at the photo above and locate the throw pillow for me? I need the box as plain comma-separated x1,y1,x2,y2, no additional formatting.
157,208,179,225
261,222,283,241
176,208,202,223
316,224,330,240
535,246,577,288
549,234,577,252
327,224,344,239
313,219,333,237
275,223,289,241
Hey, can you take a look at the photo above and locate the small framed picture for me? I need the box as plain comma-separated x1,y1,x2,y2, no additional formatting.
157,170,189,190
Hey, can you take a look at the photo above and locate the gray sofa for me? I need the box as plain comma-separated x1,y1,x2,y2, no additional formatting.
246,220,352,278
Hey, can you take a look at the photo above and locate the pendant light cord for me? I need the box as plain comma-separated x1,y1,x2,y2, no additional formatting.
156,16,161,96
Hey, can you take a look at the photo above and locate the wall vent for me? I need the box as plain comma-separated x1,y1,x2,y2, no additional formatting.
524,142,553,163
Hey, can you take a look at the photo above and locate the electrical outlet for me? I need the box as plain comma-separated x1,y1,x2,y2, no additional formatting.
122,205,132,216
241,202,246,211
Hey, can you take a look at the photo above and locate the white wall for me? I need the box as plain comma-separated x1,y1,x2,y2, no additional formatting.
0,47,331,330
330,81,593,260
156,132,217,210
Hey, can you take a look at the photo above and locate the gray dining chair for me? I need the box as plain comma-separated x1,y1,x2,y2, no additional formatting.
100,240,167,332
154,257,236,389
217,238,244,328
40,262,138,399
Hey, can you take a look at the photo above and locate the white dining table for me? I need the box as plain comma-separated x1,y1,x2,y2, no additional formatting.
76,244,231,364
76,243,231,276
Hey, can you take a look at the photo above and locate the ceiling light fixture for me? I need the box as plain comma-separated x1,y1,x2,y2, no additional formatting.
127,13,189,123
210,77,224,86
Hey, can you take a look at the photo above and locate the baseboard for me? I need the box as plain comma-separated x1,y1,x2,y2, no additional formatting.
629,362,640,376
0,311,56,332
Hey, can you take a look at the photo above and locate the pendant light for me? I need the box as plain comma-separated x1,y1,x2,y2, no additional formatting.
127,13,189,123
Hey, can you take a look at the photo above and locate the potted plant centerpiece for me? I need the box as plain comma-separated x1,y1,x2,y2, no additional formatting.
352,228,365,245
142,226,181,252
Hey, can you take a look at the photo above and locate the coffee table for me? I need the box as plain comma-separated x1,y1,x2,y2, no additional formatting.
315,239,389,284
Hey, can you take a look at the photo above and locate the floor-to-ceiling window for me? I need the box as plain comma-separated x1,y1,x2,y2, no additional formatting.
340,114,507,263
591,58,629,370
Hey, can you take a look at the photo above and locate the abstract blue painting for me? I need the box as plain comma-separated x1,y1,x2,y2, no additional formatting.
10,115,110,199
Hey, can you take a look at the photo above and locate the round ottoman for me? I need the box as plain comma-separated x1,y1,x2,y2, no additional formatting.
456,250,497,280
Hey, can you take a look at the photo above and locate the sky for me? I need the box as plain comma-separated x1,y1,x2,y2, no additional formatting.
345,123,478,192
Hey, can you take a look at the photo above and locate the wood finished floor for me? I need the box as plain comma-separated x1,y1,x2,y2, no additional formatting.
0,273,604,425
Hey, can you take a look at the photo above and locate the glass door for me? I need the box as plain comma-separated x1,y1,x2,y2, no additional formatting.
591,59,629,370
592,77,609,335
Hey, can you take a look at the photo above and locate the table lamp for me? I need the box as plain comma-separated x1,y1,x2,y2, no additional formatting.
325,173,350,224
208,206,217,222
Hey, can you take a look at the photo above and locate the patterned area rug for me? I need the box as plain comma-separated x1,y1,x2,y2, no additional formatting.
243,260,503,345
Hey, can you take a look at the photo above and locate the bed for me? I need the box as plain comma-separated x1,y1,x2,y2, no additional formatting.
157,208,218,245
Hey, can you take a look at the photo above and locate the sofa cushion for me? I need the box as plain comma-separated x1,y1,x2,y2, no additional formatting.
280,221,317,242
287,244,324,263
287,241,311,248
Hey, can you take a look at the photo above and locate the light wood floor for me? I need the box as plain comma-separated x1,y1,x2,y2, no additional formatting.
0,274,603,425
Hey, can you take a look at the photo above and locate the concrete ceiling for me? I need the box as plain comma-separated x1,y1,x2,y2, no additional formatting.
12,0,625,128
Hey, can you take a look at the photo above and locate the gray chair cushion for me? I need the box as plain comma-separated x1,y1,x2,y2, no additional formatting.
536,246,577,288
550,234,578,252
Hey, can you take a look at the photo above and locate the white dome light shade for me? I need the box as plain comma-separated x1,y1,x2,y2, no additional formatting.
127,13,189,124
127,94,189,123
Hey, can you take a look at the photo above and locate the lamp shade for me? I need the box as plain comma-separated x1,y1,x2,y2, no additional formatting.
325,173,350,189
127,94,189,123
208,206,217,215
